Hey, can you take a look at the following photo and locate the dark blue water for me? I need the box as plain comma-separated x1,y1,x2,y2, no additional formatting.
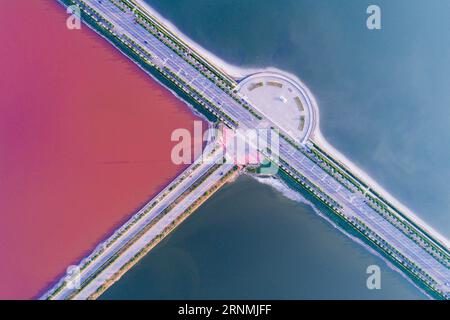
102,175,424,299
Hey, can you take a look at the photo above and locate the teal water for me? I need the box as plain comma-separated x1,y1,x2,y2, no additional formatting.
102,175,425,299
103,0,450,299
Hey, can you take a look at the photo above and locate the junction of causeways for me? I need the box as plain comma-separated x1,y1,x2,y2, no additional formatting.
44,0,450,300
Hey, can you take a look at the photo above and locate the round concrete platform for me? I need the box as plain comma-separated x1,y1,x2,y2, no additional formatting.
237,72,316,144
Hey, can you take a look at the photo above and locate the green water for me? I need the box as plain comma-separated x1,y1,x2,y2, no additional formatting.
102,175,425,299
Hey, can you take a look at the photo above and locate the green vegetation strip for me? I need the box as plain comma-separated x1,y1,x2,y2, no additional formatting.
90,165,239,299
366,197,450,267
310,140,450,263
62,162,227,300
75,0,223,125
351,217,446,298
277,131,356,193
132,10,262,122
275,165,446,300
162,67,239,127
55,0,448,300
125,0,236,88
311,141,368,190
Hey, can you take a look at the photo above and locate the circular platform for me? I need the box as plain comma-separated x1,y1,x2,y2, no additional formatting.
236,72,316,144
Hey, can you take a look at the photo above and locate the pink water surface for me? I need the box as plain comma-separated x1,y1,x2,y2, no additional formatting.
0,1,203,299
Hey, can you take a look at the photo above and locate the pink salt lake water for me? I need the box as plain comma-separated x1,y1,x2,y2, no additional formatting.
0,0,203,299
